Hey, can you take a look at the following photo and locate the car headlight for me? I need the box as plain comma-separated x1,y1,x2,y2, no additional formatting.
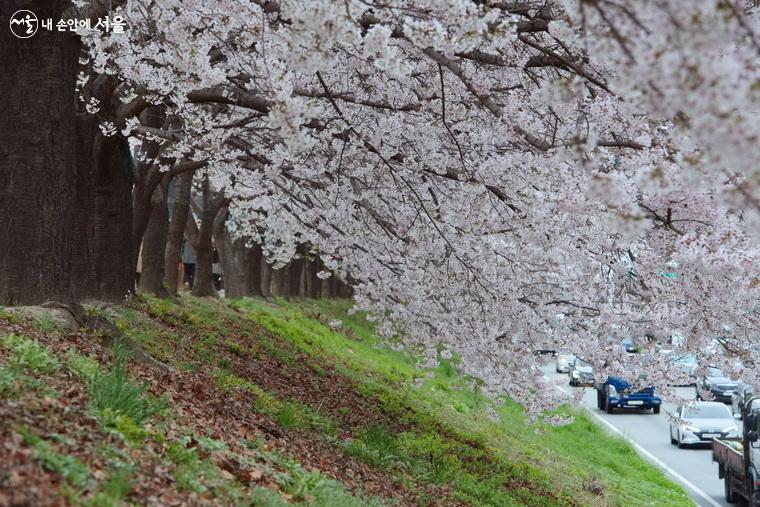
608,385,617,397
682,425,699,433
572,371,579,378
722,425,739,434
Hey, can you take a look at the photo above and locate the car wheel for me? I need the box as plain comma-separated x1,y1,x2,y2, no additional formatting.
606,398,614,414
725,471,737,503
653,405,660,414
597,389,606,410
670,427,677,445
677,431,686,449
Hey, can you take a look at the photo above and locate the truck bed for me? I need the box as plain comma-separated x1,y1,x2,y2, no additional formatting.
713,438,745,478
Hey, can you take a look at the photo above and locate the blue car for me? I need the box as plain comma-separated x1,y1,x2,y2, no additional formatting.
596,376,661,414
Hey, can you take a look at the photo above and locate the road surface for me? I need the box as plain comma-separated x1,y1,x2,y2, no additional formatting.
544,365,735,507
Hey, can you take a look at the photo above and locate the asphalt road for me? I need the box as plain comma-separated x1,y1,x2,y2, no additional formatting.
544,364,735,507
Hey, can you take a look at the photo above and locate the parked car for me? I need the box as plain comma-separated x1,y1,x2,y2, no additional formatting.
696,366,739,403
568,358,594,386
732,382,754,418
670,401,739,448
555,352,575,373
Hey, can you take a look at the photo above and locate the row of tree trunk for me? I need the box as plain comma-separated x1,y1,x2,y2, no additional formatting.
216,242,354,300
0,4,350,305
137,170,353,300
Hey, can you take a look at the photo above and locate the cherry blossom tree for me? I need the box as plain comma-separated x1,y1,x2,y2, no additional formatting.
79,0,760,419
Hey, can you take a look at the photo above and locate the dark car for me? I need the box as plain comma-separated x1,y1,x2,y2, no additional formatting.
696,366,739,403
595,376,661,414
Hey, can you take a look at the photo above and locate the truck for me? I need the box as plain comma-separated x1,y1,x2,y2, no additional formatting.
595,376,661,414
713,395,760,505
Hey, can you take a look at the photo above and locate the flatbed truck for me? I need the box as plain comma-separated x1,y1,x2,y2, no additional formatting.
713,395,760,505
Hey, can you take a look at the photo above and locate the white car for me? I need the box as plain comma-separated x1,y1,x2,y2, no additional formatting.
555,352,575,373
669,401,740,448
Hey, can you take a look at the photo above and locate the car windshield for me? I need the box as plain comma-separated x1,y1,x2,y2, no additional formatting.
683,404,732,419
707,367,725,377
575,360,591,368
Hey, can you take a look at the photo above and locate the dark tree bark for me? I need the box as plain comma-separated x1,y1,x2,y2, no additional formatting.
88,131,136,299
287,257,303,299
321,274,337,298
212,204,244,298
306,257,323,298
131,107,166,267
192,176,227,297
0,21,79,303
261,260,273,298
138,179,169,295
246,243,264,297
164,172,193,296
270,264,289,298
0,3,138,305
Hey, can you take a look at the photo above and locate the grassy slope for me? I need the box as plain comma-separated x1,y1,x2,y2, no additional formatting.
232,298,690,507
0,297,690,506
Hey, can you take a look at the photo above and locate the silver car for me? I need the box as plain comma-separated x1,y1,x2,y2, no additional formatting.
555,352,575,373
568,358,594,386
669,401,740,448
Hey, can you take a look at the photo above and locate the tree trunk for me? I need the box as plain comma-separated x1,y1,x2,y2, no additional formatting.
192,177,227,297
306,257,323,298
138,180,169,295
261,261,273,298
287,258,303,299
164,172,193,296
89,131,136,300
246,244,264,297
0,5,83,304
212,206,244,298
131,107,166,268
270,265,289,298
321,274,336,298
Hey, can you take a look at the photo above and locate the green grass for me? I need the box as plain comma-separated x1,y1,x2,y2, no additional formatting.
32,314,62,334
0,366,17,394
230,298,691,507
18,426,92,489
55,295,689,505
166,439,224,494
344,424,409,470
88,343,165,436
0,307,23,324
85,467,135,507
242,438,387,507
2,334,60,373
213,368,337,436
65,349,101,381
